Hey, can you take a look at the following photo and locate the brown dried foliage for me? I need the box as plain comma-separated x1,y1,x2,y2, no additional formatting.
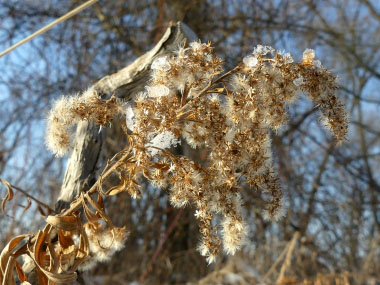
0,41,347,284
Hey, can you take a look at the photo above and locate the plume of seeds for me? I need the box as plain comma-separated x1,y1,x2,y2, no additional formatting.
45,88,123,157
43,42,347,264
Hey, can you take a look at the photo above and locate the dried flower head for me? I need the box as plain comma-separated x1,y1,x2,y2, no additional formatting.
41,41,347,266
45,88,123,156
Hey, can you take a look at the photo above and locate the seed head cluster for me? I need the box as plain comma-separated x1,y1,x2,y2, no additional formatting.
45,42,348,263
46,88,123,156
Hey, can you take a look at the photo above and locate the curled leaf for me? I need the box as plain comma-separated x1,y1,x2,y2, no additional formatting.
0,179,14,216
57,230,74,249
33,229,48,267
22,197,32,212
106,177,127,196
85,195,113,226
0,235,29,284
37,205,47,218
2,255,16,285
46,215,79,232
97,194,105,212
0,234,28,277
82,201,100,223
29,251,77,284
15,262,27,282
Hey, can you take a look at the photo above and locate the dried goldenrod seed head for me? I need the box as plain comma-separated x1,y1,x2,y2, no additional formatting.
45,89,123,156
40,41,348,267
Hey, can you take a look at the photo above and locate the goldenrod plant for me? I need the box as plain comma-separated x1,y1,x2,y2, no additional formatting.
0,42,347,284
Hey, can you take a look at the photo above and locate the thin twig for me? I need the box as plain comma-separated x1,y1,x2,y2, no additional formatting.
176,66,240,115
138,207,185,283
276,231,300,284
0,0,98,58
0,180,54,213
60,147,132,216
262,242,291,282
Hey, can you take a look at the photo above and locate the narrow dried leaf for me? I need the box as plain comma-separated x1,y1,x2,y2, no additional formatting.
38,205,47,217
152,162,170,171
57,230,74,249
29,249,77,284
0,179,13,201
0,234,28,275
47,242,59,273
71,227,89,265
106,178,127,196
82,201,99,223
46,215,79,232
85,195,113,226
46,206,55,216
97,194,105,212
0,179,14,216
36,267,48,285
42,267,77,283
22,197,32,212
2,255,16,285
143,169,152,180
34,230,47,266
15,262,27,282
210,87,225,93
1,199,8,217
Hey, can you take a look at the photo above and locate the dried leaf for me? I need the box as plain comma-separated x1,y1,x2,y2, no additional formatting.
69,227,90,271
97,194,105,212
57,230,74,249
152,162,170,171
38,205,47,217
46,215,79,232
76,233,89,260
15,262,27,282
33,230,47,266
28,241,77,284
0,179,13,200
40,267,77,283
0,234,28,276
85,195,113,226
0,179,14,216
46,206,54,216
36,268,48,285
82,201,99,223
47,242,59,273
22,197,32,212
2,255,16,285
106,177,127,196
143,169,152,180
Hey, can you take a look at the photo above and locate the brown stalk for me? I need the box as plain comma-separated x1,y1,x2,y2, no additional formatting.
176,65,240,115
60,147,132,217
138,207,185,284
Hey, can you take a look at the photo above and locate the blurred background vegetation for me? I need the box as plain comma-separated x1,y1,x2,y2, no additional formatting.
1,0,380,284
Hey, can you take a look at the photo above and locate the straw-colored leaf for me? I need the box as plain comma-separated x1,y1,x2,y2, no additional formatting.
2,255,16,285
106,177,128,196
0,179,14,216
82,201,100,223
15,262,27,282
22,197,32,212
0,234,28,276
97,193,105,212
33,230,47,266
37,205,47,217
46,215,79,232
57,230,74,249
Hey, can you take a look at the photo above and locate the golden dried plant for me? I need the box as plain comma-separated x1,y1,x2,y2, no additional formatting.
0,41,347,284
